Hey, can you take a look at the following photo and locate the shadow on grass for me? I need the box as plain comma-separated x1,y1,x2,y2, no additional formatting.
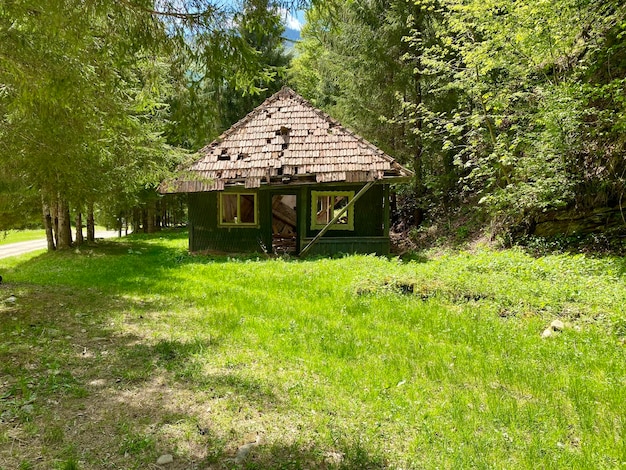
0,282,281,467
0,274,392,469
1,228,420,305
236,439,387,469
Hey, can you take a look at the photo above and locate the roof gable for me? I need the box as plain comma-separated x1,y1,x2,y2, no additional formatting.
163,87,413,192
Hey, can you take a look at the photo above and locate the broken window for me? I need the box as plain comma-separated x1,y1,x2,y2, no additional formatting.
220,193,257,226
311,191,355,231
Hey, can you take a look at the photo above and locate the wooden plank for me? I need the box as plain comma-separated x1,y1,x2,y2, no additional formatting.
272,198,297,227
383,184,390,237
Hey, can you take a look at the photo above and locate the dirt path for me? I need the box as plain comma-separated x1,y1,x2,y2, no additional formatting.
0,230,120,260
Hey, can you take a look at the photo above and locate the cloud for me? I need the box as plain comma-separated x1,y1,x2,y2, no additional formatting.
278,8,303,31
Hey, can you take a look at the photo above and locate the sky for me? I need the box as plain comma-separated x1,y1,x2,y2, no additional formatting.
280,8,305,32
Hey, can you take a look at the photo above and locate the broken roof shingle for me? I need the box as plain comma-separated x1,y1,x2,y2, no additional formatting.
162,87,413,192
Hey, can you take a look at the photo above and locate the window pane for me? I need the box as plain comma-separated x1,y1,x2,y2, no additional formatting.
221,194,237,223
240,195,256,223
316,195,331,224
333,196,348,224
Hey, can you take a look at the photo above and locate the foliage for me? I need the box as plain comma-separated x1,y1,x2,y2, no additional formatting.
0,0,296,241
0,231,625,468
291,0,626,237
0,1,183,237
166,0,293,151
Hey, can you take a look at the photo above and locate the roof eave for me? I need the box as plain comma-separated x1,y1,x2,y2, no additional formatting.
160,172,414,194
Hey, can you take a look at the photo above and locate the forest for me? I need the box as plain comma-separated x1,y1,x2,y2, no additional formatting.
1,0,625,250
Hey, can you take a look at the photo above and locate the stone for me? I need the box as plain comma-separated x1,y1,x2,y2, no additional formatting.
541,328,553,339
156,454,173,465
550,319,565,331
6,296,16,303
235,442,257,463
235,436,261,464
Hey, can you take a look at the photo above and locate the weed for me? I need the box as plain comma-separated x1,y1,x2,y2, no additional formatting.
43,426,64,445
55,459,80,470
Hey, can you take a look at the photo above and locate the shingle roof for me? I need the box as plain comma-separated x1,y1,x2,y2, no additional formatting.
162,87,413,192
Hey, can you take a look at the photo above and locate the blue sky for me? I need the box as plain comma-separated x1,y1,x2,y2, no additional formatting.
280,8,305,32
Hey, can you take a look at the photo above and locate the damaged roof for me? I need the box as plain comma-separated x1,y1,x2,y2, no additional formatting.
162,87,413,192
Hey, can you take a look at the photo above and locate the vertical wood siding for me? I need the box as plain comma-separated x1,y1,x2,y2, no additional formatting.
188,183,390,255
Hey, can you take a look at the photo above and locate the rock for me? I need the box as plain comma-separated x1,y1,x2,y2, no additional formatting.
550,319,565,331
541,328,553,339
235,442,257,463
235,436,261,464
6,296,16,303
156,454,173,465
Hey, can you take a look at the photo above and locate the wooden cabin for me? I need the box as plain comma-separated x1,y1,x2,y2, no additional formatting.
161,87,413,256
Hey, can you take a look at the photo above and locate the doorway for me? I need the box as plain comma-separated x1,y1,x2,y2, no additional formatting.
271,194,297,254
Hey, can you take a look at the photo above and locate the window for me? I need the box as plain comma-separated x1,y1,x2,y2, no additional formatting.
219,193,257,226
311,191,355,231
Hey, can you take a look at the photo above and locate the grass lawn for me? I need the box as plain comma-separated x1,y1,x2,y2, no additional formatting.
0,229,46,245
0,229,625,469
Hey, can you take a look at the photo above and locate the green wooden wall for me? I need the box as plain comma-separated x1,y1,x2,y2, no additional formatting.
188,191,269,253
188,183,390,255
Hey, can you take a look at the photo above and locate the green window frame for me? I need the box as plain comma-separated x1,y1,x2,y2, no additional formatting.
311,191,355,231
219,192,258,227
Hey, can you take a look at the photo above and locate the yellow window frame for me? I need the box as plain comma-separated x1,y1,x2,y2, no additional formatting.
219,192,258,227
311,191,355,231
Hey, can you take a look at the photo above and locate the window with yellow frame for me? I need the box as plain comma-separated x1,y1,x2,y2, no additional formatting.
219,193,258,227
311,191,355,231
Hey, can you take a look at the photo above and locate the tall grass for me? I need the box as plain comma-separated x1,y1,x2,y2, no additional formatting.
0,230,624,469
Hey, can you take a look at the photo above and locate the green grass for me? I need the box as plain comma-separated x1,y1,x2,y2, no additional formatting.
0,229,46,245
1,229,625,469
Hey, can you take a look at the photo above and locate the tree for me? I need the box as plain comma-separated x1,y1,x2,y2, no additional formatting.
429,0,626,233
292,0,626,237
0,0,300,249
290,0,457,225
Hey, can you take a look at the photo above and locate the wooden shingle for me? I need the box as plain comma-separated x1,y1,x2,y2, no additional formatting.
163,87,412,192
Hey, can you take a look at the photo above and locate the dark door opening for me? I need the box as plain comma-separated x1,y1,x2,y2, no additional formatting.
271,194,297,254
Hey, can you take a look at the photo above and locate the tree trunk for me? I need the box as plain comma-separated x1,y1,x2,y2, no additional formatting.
413,66,425,227
162,198,168,228
146,204,155,233
142,208,148,233
132,208,141,233
75,212,84,245
154,201,163,232
52,200,59,248
413,146,425,227
57,198,73,249
42,197,56,251
87,203,95,242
